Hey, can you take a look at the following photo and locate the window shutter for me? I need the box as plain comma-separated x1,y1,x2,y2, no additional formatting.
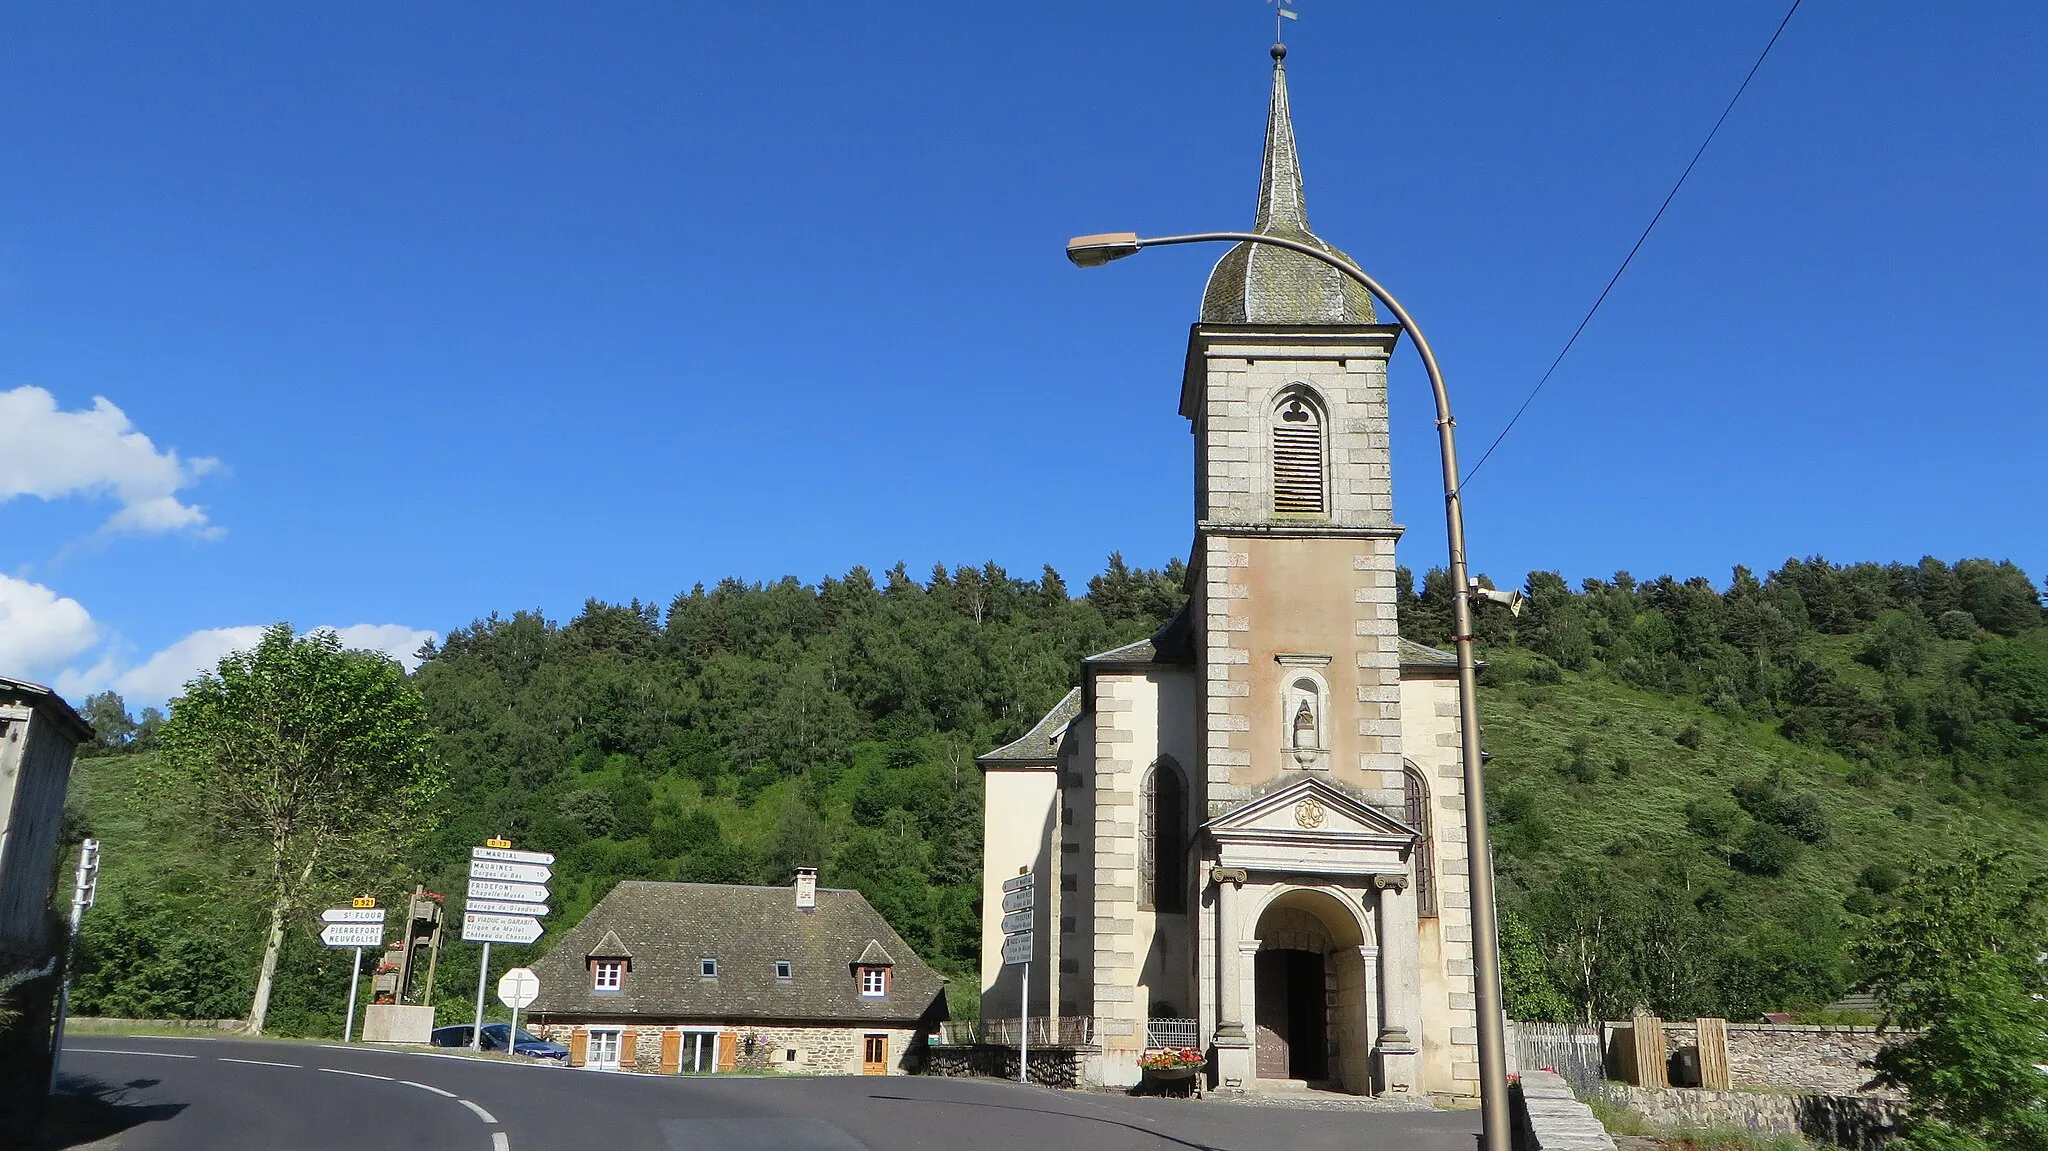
1271,397,1325,514
717,1031,739,1072
660,1030,681,1074
569,1028,588,1068
620,1029,639,1069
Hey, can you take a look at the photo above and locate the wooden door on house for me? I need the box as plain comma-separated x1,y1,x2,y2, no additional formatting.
861,1034,887,1075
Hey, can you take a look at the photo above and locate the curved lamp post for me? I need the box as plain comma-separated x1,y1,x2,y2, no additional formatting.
1068,230,1510,1151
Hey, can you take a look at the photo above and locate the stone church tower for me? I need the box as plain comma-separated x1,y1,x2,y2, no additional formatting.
978,46,1480,1100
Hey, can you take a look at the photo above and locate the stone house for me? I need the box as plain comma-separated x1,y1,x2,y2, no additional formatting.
975,47,1480,1100
526,871,948,1075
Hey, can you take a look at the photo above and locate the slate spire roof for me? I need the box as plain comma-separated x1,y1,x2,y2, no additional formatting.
1200,45,1377,326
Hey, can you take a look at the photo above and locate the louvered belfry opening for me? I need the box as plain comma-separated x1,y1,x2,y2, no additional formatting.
1271,393,1326,514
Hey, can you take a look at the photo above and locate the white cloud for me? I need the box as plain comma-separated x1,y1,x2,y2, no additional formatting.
99,623,438,705
0,385,223,538
0,573,101,679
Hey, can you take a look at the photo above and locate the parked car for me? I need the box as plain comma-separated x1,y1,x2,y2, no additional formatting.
428,1023,569,1063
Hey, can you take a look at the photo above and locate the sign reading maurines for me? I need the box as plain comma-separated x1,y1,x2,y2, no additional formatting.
974,46,1479,1098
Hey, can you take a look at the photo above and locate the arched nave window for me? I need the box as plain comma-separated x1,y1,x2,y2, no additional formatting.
1140,759,1187,913
1403,765,1437,917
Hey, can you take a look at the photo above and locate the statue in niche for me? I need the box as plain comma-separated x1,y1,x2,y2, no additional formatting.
1291,687,1320,766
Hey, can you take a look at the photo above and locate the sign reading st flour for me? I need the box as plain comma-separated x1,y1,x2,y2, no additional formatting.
319,906,387,949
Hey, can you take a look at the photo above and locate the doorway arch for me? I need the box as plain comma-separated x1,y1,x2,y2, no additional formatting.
1248,886,1374,1093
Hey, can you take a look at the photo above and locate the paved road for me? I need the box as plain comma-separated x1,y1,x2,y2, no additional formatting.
53,1035,1481,1151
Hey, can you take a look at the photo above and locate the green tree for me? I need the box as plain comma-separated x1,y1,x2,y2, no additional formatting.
1853,852,2048,1151
156,624,443,1034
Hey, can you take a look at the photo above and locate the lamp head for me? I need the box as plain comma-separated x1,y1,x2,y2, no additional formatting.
1065,232,1143,268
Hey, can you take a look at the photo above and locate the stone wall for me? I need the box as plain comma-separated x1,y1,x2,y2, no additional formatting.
1590,1084,1903,1151
925,1044,1092,1089
530,1021,924,1075
1510,1069,1616,1151
1648,1021,1894,1094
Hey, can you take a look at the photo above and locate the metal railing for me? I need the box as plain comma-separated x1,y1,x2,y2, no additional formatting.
939,1017,1097,1048
1144,1018,1199,1050
1507,1020,1608,1096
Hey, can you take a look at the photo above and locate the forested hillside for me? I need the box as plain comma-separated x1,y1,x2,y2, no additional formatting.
63,554,2048,1035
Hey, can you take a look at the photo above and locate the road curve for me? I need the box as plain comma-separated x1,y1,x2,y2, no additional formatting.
55,1034,1481,1151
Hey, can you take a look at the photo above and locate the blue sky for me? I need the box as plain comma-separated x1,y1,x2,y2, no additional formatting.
3,2,2044,706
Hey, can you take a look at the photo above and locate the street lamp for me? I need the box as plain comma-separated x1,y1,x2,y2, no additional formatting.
1068,229,1512,1151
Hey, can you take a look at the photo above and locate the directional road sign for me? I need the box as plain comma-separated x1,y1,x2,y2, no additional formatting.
465,898,550,918
1000,910,1033,934
321,922,385,949
321,907,389,925
1001,871,1034,894
467,878,549,904
1001,887,1034,914
1001,931,1033,965
473,847,556,867
497,967,540,1010
462,912,544,945
468,859,552,885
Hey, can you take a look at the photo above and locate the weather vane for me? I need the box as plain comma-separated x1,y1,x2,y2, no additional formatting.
1270,0,1299,44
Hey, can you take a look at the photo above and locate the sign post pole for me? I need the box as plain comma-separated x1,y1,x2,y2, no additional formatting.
472,941,491,1052
1000,868,1035,1086
1019,956,1029,1084
343,946,363,1043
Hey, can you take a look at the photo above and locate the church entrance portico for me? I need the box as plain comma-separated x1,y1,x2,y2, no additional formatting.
1242,884,1371,1092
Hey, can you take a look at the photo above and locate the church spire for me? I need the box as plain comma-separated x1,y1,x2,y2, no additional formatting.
1254,44,1309,236
1200,44,1375,325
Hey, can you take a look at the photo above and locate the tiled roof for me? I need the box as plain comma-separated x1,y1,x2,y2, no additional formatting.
1399,638,1459,669
525,881,946,1026
1201,48,1376,326
1083,604,1195,667
977,687,1082,766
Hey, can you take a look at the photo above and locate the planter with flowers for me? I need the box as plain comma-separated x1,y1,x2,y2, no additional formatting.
1138,1047,1207,1094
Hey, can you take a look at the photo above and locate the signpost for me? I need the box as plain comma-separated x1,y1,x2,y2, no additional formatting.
466,841,550,1051
497,966,540,1051
319,900,387,1042
1001,869,1035,1084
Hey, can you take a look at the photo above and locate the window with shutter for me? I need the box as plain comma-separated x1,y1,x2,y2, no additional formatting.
1271,393,1326,515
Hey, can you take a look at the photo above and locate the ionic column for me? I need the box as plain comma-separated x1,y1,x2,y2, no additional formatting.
1374,872,1422,1095
1210,867,1253,1089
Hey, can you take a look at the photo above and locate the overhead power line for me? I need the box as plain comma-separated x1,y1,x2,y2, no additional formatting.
1457,0,1805,490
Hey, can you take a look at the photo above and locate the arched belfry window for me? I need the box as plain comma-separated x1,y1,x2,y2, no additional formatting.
1403,765,1437,916
1140,759,1186,913
1271,390,1326,515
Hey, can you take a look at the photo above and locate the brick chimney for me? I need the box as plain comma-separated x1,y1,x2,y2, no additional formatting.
794,867,817,911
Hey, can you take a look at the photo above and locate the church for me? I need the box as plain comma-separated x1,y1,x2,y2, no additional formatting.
976,45,1480,1100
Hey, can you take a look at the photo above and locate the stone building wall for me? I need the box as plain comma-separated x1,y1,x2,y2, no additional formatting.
530,1021,924,1075
1652,1022,1894,1095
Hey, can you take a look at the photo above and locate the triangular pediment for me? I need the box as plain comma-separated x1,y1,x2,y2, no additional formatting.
1204,775,1418,843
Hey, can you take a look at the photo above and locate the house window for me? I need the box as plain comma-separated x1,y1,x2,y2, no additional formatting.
859,967,887,997
700,957,717,978
784,1048,799,1064
775,961,793,979
1139,759,1186,913
588,1028,622,1069
592,960,623,991
1271,390,1326,514
1404,765,1437,917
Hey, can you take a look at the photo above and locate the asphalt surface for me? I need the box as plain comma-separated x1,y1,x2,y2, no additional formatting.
53,1035,1483,1151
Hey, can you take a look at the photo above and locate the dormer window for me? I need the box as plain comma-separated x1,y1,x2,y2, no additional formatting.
593,960,623,992
859,966,888,997
700,957,718,979
775,961,793,980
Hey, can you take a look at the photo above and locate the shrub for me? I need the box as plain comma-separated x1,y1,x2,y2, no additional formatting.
1685,797,1745,842
1735,824,1800,875
1676,722,1705,749
1935,609,1979,641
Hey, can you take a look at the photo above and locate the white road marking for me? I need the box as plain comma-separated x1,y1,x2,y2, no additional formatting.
320,1067,393,1081
220,1057,301,1069
402,1080,459,1097
67,1049,197,1059
460,1099,499,1124
493,1133,510,1151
